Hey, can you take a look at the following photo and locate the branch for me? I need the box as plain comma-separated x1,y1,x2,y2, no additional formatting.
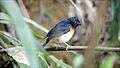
45,46,120,52
0,46,120,52
24,18,49,33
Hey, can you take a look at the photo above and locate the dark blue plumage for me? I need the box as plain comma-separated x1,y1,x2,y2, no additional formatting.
47,20,72,38
43,16,81,47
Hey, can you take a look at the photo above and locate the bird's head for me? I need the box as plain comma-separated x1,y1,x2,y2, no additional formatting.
67,16,81,28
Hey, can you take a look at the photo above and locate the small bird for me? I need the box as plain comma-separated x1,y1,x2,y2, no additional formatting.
43,16,81,47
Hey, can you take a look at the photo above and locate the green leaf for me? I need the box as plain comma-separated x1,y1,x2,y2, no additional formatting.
0,31,21,46
0,0,42,68
99,54,118,68
0,12,10,24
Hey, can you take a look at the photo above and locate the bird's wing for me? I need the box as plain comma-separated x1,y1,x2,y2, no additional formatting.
47,20,71,38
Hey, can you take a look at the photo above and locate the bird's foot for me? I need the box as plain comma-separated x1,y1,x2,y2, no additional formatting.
64,42,70,51
66,46,69,51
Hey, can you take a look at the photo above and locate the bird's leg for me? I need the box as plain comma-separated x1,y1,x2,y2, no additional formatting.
63,42,70,51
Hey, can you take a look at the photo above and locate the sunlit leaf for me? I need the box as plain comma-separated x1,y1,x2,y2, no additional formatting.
73,55,84,68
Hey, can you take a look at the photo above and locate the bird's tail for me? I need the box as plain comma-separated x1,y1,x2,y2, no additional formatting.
42,38,50,47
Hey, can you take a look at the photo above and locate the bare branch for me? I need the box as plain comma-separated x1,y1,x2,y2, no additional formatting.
45,46,120,52
0,46,120,53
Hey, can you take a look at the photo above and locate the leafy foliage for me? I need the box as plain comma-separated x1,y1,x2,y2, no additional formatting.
0,0,73,68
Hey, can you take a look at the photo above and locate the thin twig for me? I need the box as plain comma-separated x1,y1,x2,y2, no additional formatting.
45,46,120,52
0,46,120,53
17,0,30,18
24,17,49,33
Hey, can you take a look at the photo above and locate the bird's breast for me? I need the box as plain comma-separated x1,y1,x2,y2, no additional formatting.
59,27,75,42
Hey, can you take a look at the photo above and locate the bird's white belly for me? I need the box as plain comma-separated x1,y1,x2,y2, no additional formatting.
59,28,75,42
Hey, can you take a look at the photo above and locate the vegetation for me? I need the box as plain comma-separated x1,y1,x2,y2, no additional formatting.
0,0,120,68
